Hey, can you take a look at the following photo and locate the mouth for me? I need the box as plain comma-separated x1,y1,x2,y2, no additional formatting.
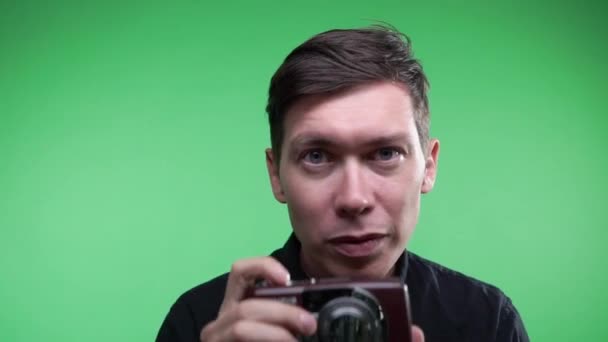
327,233,387,258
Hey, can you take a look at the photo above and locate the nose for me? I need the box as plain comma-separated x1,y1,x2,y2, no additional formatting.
334,159,373,218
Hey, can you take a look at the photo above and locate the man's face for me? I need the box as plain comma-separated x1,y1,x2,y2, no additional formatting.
266,82,439,278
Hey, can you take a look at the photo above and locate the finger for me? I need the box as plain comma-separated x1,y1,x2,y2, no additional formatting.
412,325,425,342
224,320,298,342
220,257,290,313
214,299,317,337
200,319,298,342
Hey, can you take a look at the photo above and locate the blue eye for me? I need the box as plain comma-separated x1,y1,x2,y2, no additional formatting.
375,148,401,161
303,150,328,164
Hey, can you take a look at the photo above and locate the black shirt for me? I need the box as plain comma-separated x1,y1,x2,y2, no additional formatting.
157,234,529,341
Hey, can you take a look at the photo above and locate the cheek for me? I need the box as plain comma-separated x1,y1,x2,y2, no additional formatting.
283,176,333,239
380,173,424,232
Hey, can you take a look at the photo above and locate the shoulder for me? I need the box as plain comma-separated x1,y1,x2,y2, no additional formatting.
178,272,230,325
408,251,509,303
407,252,528,341
156,273,229,342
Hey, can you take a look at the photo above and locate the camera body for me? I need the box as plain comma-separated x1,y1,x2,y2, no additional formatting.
247,278,412,342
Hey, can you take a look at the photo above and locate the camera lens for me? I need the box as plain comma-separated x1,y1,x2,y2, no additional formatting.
316,295,382,342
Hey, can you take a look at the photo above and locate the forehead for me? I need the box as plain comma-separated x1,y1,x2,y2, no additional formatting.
283,82,417,147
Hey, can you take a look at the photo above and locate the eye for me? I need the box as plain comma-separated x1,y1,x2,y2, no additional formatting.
373,147,402,161
302,149,329,165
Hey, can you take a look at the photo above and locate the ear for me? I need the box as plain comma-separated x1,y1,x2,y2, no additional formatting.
265,148,286,203
421,139,440,194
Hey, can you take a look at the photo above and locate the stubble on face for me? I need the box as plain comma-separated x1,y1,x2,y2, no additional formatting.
267,82,438,278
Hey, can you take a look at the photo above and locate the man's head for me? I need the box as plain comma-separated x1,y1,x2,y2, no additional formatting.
267,26,431,164
265,26,439,278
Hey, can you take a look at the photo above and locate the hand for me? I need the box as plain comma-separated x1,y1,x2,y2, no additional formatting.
199,257,317,341
412,325,425,342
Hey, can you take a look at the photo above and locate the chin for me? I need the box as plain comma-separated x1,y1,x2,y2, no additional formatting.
343,268,390,279
329,258,392,279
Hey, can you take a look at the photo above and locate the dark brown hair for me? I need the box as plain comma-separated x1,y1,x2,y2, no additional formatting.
266,25,430,162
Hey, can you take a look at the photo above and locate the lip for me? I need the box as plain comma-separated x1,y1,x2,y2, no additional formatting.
327,233,387,258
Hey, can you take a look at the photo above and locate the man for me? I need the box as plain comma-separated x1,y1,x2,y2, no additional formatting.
157,26,529,342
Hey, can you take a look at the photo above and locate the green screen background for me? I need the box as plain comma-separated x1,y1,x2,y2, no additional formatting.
1,1,606,341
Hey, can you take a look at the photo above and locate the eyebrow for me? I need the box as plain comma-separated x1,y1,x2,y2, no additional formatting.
289,132,413,150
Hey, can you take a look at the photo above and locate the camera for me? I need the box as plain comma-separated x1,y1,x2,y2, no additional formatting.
247,278,412,342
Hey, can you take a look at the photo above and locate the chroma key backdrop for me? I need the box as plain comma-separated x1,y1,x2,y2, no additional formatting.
1,1,607,341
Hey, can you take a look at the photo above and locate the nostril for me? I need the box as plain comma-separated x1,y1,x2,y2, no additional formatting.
337,199,372,218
